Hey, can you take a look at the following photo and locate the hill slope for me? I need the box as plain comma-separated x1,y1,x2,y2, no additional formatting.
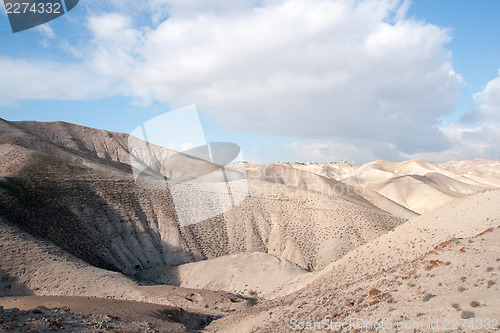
335,159,496,214
2,118,498,332
0,118,404,280
209,189,500,332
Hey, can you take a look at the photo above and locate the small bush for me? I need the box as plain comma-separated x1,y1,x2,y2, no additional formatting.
422,293,435,302
470,301,480,308
451,303,461,311
461,311,475,319
248,289,258,296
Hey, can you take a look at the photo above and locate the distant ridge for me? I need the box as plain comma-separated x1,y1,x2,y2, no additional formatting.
1,118,499,332
0,118,405,282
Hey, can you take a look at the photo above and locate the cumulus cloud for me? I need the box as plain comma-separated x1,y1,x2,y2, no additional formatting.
410,71,500,162
285,140,400,164
0,58,124,106
290,69,500,164
1,0,467,162
405,123,500,163
35,24,56,39
85,0,461,153
461,70,500,124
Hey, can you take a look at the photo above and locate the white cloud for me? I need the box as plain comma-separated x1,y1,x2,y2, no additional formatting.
461,69,500,124
87,13,134,41
404,123,500,162
0,58,124,106
35,24,56,39
410,72,500,162
285,139,402,165
83,0,461,153
180,142,194,151
1,0,468,162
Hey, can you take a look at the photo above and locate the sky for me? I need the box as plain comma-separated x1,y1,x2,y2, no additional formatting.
0,0,499,165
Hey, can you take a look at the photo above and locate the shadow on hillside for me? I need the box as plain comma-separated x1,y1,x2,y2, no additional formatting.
152,306,222,330
0,166,195,288
0,266,33,297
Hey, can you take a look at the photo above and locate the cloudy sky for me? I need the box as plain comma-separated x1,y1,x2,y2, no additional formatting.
1,0,499,165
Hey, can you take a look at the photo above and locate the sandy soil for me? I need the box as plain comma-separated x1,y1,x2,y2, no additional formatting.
0,296,213,332
1,118,499,332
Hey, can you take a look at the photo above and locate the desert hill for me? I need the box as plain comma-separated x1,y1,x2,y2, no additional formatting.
14,120,132,164
6,119,498,216
248,162,420,220
1,117,499,332
249,158,498,216
0,118,404,278
147,252,310,298
324,158,495,214
209,189,500,332
437,158,500,187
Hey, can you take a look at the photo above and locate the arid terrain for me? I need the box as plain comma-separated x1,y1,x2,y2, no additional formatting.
0,118,499,332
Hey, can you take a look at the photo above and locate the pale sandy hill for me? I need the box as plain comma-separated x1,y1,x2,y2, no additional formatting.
208,189,500,332
375,175,463,214
245,162,417,220
5,119,499,210
217,179,404,270
336,159,497,214
283,162,358,179
0,119,134,178
4,118,417,220
348,159,477,182
0,220,138,300
15,120,131,164
245,162,377,209
340,159,490,186
0,220,256,325
356,186,420,220
3,117,499,332
282,188,500,295
15,120,203,181
437,158,500,187
7,119,220,183
289,161,419,219
0,156,404,276
246,158,494,218
1,118,405,278
144,252,309,298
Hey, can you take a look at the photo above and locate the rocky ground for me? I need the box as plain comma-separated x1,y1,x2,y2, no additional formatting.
0,118,499,332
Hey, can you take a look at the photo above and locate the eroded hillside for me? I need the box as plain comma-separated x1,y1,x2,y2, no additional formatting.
1,118,499,332
208,190,500,332
0,119,404,283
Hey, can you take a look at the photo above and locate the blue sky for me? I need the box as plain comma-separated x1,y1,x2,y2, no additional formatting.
408,0,500,123
1,0,499,165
